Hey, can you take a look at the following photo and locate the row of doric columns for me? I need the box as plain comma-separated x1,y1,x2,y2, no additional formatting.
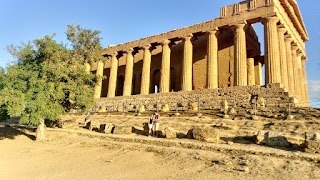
262,16,309,106
92,15,308,106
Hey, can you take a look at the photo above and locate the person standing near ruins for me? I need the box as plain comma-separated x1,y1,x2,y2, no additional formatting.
152,112,160,137
148,113,154,137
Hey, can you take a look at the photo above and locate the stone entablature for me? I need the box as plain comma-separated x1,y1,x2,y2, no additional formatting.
90,0,309,107
221,0,307,55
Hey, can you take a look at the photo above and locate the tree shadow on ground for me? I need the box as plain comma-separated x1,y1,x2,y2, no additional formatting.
0,126,36,141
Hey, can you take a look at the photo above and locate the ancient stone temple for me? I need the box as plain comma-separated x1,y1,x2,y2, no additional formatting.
89,0,309,109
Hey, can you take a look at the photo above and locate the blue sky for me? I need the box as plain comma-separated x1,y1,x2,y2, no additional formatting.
0,0,319,106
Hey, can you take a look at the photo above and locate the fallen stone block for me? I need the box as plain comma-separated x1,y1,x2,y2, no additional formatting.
193,126,220,143
189,102,198,111
163,127,176,139
305,132,320,153
60,120,78,129
187,129,194,139
113,125,133,134
89,120,100,131
256,130,290,147
104,123,115,134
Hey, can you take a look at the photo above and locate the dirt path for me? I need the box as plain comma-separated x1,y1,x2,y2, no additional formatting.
0,126,319,180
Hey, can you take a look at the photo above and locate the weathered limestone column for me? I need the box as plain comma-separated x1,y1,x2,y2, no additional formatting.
84,62,91,73
107,52,118,98
182,34,193,91
94,60,104,99
301,58,309,106
278,27,288,90
254,57,262,86
207,29,219,89
233,23,247,86
296,51,303,101
291,46,299,99
247,58,255,86
285,37,294,94
140,45,152,95
160,39,171,93
264,17,281,84
123,49,134,96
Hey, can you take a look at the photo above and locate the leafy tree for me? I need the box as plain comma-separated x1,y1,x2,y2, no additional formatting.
0,25,104,140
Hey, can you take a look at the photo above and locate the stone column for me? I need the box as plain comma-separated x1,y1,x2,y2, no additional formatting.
140,45,152,95
291,46,299,99
285,37,294,94
296,51,303,101
207,29,219,89
278,27,288,90
247,58,255,86
84,62,91,73
160,39,171,93
301,59,309,106
234,23,247,86
94,60,104,99
254,57,262,86
123,49,134,96
264,17,281,85
182,34,193,91
107,52,118,98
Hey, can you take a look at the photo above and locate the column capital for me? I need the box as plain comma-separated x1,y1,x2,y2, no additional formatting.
301,56,308,62
183,34,193,41
231,22,247,30
142,44,152,50
208,29,220,36
111,52,118,57
124,48,134,54
291,46,299,51
262,16,280,24
285,36,293,43
161,39,170,45
297,50,303,57
277,27,287,34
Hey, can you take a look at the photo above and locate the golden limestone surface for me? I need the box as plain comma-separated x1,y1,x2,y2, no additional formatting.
90,0,309,107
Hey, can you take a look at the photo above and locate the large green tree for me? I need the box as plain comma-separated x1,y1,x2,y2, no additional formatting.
0,25,104,140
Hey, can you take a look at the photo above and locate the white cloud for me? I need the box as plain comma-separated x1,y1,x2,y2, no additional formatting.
308,80,320,108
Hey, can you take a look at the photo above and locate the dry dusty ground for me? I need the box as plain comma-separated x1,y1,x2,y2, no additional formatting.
0,125,320,180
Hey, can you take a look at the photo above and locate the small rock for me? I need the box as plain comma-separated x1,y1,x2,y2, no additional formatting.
223,115,230,119
243,167,250,173
286,115,294,120
138,105,145,113
163,127,177,139
98,105,107,113
227,141,234,145
117,106,123,112
162,104,170,112
228,108,237,115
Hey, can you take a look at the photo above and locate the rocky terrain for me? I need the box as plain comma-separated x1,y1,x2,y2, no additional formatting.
1,108,320,180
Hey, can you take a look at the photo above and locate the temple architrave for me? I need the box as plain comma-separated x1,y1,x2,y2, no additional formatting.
89,0,309,107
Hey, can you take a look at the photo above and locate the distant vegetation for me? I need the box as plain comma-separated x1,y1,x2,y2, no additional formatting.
0,25,105,126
